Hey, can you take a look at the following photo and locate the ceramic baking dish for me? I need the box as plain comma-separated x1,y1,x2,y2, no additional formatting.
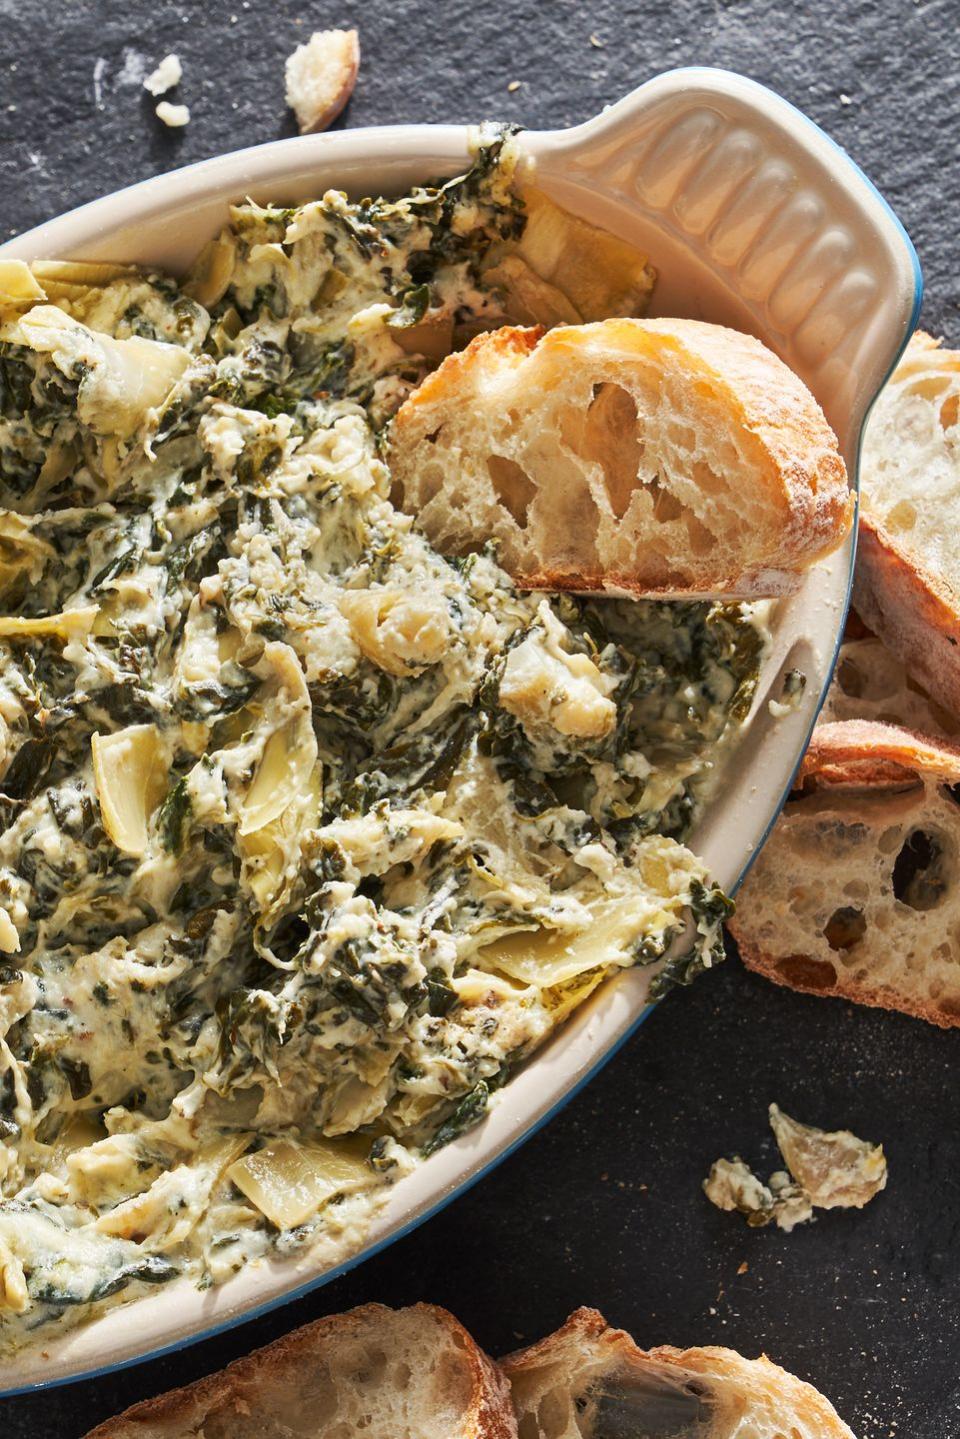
0,66,921,1392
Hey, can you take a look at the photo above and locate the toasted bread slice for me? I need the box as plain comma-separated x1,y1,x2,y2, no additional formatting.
285,29,360,135
855,331,960,713
389,318,851,598
730,718,960,1026
502,1307,855,1439
83,1303,515,1439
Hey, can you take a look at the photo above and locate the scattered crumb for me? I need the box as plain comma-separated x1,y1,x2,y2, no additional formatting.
704,1104,887,1231
589,32,605,46
285,28,360,135
840,92,853,105
155,100,190,129
736,1261,748,1275
144,53,183,97
507,80,522,93
769,1104,887,1209
92,57,107,111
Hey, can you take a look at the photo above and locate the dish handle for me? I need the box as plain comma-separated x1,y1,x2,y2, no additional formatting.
525,67,922,468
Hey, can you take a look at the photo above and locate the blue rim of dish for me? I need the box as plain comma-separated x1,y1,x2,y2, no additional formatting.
0,66,923,1398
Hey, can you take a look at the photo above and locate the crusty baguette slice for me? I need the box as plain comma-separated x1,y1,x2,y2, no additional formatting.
285,28,360,135
389,319,851,598
501,1307,855,1439
730,718,960,1026
854,331,960,714
83,1303,515,1439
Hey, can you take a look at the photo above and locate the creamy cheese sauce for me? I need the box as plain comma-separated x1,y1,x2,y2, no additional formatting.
0,130,766,1350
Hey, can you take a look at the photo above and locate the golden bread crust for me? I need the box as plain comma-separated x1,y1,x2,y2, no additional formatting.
83,1303,516,1439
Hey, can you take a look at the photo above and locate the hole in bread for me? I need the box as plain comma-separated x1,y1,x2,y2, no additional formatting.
537,1386,574,1439
823,906,866,951
578,383,643,520
487,454,537,527
892,828,951,910
518,1417,541,1439
683,512,716,555
648,477,683,524
835,657,866,698
775,954,838,990
941,393,959,430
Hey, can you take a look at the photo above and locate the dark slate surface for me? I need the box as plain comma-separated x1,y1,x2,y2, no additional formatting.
2,2,959,1435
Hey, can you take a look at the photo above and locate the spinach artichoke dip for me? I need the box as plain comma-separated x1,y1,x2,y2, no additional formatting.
0,130,765,1350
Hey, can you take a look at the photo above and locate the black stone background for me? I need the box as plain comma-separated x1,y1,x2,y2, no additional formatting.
2,1,960,1434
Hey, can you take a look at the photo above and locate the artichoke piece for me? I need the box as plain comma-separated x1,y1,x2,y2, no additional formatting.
95,1135,251,1250
239,724,318,837
0,259,46,316
0,512,55,598
30,259,139,290
769,1104,887,1209
0,606,98,640
483,188,655,324
390,311,456,362
182,236,237,309
0,305,191,440
481,254,581,328
481,894,661,988
91,723,168,857
227,1137,374,1230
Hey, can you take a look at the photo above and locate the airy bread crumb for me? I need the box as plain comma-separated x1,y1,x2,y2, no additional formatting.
143,54,182,97
155,100,190,129
285,28,360,135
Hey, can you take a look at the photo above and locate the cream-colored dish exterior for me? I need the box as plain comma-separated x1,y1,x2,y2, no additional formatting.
0,68,919,1391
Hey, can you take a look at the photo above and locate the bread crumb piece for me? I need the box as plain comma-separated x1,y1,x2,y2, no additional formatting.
589,33,605,46
507,80,522,92
144,53,182,97
840,92,853,105
285,28,359,135
736,1260,748,1275
155,101,190,128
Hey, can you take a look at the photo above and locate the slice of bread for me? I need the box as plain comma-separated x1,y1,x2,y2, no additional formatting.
82,1303,515,1439
502,1307,855,1439
855,331,960,714
389,318,851,598
285,29,360,135
820,634,960,741
730,718,960,1026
